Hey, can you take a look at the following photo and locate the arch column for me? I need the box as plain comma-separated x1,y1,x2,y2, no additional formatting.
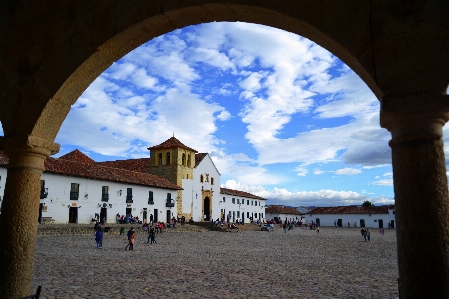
381,94,449,298
0,135,59,298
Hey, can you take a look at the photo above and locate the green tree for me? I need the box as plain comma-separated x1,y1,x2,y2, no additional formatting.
362,200,374,207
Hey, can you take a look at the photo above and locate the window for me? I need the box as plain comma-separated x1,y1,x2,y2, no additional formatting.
247,212,250,218
187,154,191,167
126,188,133,203
166,193,174,207
158,153,163,165
237,199,240,204
237,211,240,217
166,152,170,165
101,186,109,201
251,201,253,206
40,180,48,199
182,153,186,166
232,198,235,204
247,200,249,205
200,175,204,183
206,174,209,182
211,177,214,185
70,183,79,200
222,197,226,202
148,191,154,205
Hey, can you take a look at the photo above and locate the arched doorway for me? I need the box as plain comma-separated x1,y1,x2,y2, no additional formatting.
203,196,210,222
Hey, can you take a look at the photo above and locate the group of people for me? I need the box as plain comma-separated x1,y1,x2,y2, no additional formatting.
142,221,166,234
116,213,142,224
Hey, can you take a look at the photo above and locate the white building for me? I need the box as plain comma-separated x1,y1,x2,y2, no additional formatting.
304,206,396,228
0,137,267,224
0,150,181,224
265,205,303,224
220,188,267,224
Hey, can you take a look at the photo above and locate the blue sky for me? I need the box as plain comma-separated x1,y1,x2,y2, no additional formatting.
4,22,422,206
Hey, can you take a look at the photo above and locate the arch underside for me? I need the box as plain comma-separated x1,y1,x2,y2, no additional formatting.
3,0,437,143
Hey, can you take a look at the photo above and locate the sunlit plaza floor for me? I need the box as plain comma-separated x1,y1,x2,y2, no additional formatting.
32,226,399,298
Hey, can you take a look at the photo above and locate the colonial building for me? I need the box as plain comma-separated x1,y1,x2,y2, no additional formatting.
0,137,267,224
0,150,181,224
304,205,396,229
265,205,303,224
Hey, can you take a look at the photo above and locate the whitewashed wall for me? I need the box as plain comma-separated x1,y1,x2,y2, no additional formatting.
221,195,267,224
40,173,177,224
191,155,221,222
265,213,302,223
304,210,396,229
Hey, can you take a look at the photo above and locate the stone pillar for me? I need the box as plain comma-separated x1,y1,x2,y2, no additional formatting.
0,135,59,298
381,95,449,298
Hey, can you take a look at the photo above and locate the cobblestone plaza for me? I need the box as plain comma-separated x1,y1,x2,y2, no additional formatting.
32,226,398,298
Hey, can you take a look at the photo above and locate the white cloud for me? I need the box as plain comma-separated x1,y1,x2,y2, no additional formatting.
220,180,393,207
372,179,394,186
188,47,235,71
57,75,230,157
335,168,362,175
313,168,325,175
216,110,231,121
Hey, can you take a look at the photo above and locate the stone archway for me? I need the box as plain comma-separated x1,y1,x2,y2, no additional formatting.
1,1,449,297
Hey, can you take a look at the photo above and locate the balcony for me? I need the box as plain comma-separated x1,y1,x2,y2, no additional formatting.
126,196,133,203
166,199,174,208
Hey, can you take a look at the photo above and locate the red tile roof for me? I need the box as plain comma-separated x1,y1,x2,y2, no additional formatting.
220,187,266,200
59,149,95,164
0,150,181,190
148,137,197,153
266,205,302,215
97,158,150,173
307,206,391,215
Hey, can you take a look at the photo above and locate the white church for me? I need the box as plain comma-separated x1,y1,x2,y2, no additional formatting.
0,137,267,224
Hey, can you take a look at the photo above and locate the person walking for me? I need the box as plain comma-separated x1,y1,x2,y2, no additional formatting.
125,227,135,251
149,226,156,244
367,229,371,241
145,225,151,244
129,230,136,250
283,221,287,233
95,228,103,249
